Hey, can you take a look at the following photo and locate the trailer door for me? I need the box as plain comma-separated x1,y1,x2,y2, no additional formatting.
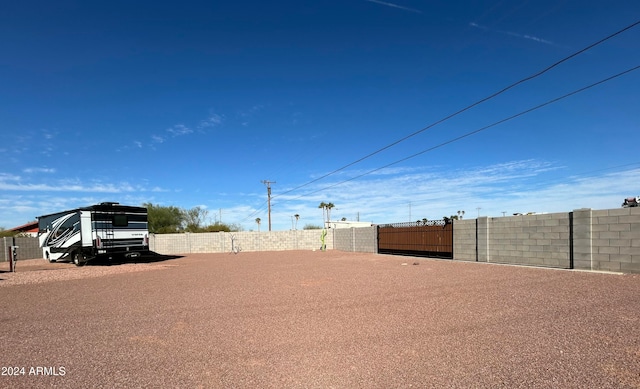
80,211,93,247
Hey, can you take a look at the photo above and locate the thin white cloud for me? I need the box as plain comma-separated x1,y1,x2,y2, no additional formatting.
23,167,57,174
0,194,155,227
166,124,192,136
42,130,56,140
0,174,149,194
120,110,225,152
197,114,223,129
239,105,264,118
2,160,638,230
236,105,265,127
266,160,640,229
0,173,21,181
128,124,192,151
0,181,124,193
522,34,554,45
469,22,556,46
365,0,422,14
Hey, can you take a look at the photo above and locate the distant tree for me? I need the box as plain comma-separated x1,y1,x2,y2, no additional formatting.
318,202,328,226
202,221,242,232
303,224,323,230
256,218,261,232
326,202,335,224
183,206,209,232
145,203,243,233
144,203,184,233
443,215,458,224
294,214,300,230
318,202,336,227
227,223,243,232
203,222,231,232
0,227,18,238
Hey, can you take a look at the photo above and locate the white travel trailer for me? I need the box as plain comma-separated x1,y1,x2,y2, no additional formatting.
37,202,149,266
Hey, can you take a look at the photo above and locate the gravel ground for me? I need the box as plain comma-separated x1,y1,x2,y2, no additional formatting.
1,251,639,388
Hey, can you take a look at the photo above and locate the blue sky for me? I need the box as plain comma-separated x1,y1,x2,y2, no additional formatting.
1,0,639,231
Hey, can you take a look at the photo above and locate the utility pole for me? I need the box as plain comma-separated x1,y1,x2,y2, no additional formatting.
261,180,276,231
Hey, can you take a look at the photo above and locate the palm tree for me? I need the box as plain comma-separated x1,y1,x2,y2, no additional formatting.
255,217,261,232
294,214,300,230
318,202,336,227
318,202,327,227
326,202,335,224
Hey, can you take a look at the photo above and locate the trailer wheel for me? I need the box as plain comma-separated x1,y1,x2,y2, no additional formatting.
73,252,87,267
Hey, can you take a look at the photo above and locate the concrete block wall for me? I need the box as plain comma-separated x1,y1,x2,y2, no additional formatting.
1,236,42,261
332,228,351,251
571,208,592,271
582,207,640,273
353,227,377,253
149,229,334,255
451,208,640,274
487,213,571,268
457,213,572,269
333,227,377,253
452,219,476,261
477,217,489,263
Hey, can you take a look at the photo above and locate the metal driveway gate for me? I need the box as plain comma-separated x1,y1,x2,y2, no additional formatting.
377,221,453,259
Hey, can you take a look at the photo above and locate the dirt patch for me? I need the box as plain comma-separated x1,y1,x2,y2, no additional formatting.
1,250,639,388
0,256,176,286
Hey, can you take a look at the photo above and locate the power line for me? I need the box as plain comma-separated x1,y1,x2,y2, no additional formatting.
284,64,640,201
272,19,640,200
251,64,640,220
240,20,640,227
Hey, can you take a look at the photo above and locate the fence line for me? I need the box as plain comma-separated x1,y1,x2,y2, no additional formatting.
5,207,639,274
1,236,42,262
149,229,336,255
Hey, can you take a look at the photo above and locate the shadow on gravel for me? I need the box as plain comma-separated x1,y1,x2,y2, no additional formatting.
86,251,183,267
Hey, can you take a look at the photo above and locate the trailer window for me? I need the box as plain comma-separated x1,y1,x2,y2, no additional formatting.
113,214,128,227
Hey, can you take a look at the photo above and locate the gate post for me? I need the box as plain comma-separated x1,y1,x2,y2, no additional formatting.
7,246,13,272
8,245,18,272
